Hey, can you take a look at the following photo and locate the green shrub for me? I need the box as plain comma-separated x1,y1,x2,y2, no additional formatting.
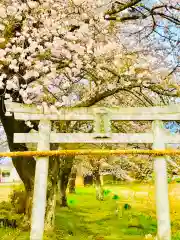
0,193,26,229
0,185,32,230
9,185,26,214
168,178,172,183
0,200,12,211
176,178,180,183
103,175,115,185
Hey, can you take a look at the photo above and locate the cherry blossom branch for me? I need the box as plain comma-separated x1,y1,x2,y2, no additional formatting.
105,1,180,26
105,0,141,15
74,66,179,108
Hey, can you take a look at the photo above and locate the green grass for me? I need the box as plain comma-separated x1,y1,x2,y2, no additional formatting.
0,184,180,239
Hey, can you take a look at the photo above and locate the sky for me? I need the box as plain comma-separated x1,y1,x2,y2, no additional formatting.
144,0,180,133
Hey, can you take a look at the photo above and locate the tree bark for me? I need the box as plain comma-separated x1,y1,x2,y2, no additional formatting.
68,165,77,194
44,147,60,229
59,172,69,207
59,157,74,207
93,169,104,201
45,180,57,230
90,159,104,201
25,189,33,220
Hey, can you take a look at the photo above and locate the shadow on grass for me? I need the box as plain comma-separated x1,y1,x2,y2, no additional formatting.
52,187,158,240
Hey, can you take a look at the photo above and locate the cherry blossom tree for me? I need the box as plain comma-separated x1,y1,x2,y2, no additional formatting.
0,0,128,226
104,0,180,75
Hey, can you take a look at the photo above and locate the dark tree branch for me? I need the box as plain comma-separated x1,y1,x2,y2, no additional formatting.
105,1,180,26
105,0,141,15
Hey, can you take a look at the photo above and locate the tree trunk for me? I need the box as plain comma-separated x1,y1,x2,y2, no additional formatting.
44,151,60,229
0,98,35,220
45,181,57,230
68,165,77,194
59,157,74,207
93,169,104,201
59,172,69,207
90,159,104,201
25,189,33,220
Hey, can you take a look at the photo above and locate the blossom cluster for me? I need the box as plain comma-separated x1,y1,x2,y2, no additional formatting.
0,0,176,108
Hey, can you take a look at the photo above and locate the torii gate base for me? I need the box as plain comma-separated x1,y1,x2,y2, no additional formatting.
5,101,176,240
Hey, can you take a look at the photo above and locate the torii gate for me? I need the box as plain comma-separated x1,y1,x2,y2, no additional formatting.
5,100,180,240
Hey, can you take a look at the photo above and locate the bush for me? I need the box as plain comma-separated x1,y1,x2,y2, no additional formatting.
103,175,115,185
0,200,12,211
176,178,180,183
0,200,15,222
9,185,26,214
168,178,172,183
0,199,24,229
0,185,31,230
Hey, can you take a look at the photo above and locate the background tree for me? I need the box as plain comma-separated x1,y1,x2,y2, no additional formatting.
68,164,77,194
104,0,179,76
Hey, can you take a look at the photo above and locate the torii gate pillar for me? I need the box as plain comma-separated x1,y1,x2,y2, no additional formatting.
152,120,171,240
30,119,51,240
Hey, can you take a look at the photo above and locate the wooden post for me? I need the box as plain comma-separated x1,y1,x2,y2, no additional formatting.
30,119,51,240
152,120,171,240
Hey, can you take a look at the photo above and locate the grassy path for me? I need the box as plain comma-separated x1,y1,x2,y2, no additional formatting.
0,184,180,239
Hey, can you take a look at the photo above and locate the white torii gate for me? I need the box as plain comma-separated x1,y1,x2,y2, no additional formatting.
5,100,180,240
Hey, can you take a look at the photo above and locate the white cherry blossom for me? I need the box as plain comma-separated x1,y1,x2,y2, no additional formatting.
0,0,177,108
